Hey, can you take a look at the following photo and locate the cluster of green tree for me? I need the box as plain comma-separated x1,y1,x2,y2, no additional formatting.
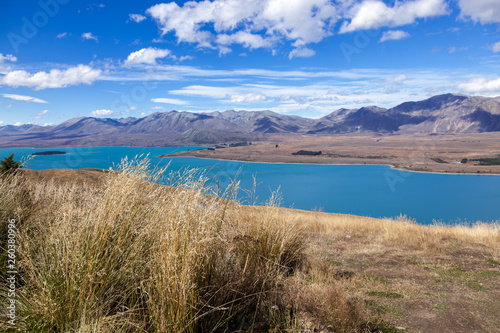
291,150,322,156
473,157,500,166
431,157,448,164
0,154,21,175
229,141,251,147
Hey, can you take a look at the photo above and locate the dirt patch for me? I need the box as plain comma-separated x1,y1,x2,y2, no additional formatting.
300,231,500,332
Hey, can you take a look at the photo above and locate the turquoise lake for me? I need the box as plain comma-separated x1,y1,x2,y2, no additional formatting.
1,146,499,225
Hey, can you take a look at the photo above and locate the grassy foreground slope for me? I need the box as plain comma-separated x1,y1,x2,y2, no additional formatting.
0,161,499,332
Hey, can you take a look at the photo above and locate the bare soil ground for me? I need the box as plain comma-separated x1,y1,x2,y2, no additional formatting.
162,133,500,174
21,169,500,332
302,230,500,332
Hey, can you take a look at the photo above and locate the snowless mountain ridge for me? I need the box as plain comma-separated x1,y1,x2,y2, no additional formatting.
2,93,500,147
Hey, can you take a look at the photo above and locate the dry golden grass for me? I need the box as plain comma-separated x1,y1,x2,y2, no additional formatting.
0,159,306,332
227,206,500,332
0,160,499,332
239,206,499,255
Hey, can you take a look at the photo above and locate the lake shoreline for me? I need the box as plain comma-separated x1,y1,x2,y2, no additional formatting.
159,154,500,177
4,144,500,223
159,151,500,176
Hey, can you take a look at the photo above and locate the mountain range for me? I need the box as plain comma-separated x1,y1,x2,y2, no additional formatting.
2,93,500,148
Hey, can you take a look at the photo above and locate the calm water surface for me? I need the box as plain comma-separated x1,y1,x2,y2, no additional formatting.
1,146,499,225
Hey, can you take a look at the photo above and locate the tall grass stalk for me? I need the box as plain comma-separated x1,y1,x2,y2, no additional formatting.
0,157,304,332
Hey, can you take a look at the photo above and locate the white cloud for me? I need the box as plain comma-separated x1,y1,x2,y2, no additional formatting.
340,0,448,33
230,93,267,103
99,63,475,116
0,65,101,90
151,98,189,105
458,77,500,94
81,32,98,42
90,109,114,117
146,0,337,55
34,109,50,119
1,94,48,103
216,31,273,51
85,3,105,11
458,0,500,24
129,13,147,23
288,47,316,59
151,106,166,111
490,41,500,53
448,46,468,54
0,121,4,126
166,68,459,117
178,55,193,62
57,32,68,39
147,2,215,48
171,85,247,99
0,53,17,63
5,104,12,108
379,30,410,42
124,47,172,66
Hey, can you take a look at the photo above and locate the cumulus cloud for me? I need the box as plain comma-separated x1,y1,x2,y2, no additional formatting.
129,13,147,23
125,47,172,66
458,77,500,94
340,0,448,33
458,0,500,24
1,94,48,103
0,65,101,90
90,109,114,117
490,41,500,53
81,32,98,41
216,31,273,50
288,47,316,59
0,53,17,63
230,93,267,103
151,97,189,105
178,55,194,61
146,0,337,55
379,30,410,42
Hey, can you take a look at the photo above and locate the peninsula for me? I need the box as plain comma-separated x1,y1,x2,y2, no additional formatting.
31,151,67,156
159,133,500,174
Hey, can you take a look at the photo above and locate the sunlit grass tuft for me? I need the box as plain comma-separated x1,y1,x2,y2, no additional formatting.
0,157,304,332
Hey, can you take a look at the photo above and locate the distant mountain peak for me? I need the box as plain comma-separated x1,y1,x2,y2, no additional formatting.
2,93,500,147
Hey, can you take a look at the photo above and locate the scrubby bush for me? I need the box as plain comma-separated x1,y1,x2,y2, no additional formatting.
0,154,21,175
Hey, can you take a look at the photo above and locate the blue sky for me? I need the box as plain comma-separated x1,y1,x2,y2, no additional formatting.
1,0,500,126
